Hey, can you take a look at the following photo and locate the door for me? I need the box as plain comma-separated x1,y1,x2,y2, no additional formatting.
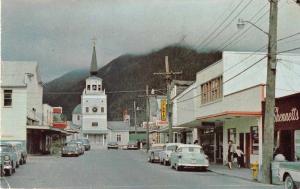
239,133,245,167
245,133,251,168
280,130,294,161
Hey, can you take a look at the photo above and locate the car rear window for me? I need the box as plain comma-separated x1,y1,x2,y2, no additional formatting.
182,147,203,153
166,145,177,151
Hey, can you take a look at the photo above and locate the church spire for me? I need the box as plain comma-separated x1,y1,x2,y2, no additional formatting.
90,40,98,76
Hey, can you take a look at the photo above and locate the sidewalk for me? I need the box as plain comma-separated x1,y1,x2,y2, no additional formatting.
209,164,253,181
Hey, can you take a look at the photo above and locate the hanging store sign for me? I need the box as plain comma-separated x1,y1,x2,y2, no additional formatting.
161,99,167,121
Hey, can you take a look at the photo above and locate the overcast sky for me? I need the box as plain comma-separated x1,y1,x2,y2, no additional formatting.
2,0,300,81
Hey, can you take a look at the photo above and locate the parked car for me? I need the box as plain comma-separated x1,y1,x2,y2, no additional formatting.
159,143,181,166
107,142,119,150
68,141,85,155
7,141,27,165
279,162,300,189
127,141,138,150
61,143,80,157
170,144,209,171
79,138,91,151
0,143,18,176
148,143,165,163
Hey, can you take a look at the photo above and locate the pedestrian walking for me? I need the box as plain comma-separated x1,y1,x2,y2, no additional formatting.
235,146,244,168
227,140,235,169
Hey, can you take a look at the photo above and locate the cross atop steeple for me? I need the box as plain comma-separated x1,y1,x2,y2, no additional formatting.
90,38,98,76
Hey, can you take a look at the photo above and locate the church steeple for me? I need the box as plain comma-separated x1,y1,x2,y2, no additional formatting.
90,42,98,76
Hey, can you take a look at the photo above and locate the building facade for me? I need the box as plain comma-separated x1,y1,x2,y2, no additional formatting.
75,45,109,147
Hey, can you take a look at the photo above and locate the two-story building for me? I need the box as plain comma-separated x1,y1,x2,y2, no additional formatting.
172,51,300,169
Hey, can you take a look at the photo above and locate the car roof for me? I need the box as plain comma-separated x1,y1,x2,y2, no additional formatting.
177,144,202,148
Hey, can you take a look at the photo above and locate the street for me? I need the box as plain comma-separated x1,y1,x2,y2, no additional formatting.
0,149,282,189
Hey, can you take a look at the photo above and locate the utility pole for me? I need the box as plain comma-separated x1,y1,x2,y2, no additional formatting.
134,100,137,134
145,85,150,152
262,0,278,184
154,56,182,143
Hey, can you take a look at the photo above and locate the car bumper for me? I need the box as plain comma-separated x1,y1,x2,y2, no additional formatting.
178,163,209,168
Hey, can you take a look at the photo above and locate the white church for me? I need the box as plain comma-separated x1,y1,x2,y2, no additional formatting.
72,44,129,147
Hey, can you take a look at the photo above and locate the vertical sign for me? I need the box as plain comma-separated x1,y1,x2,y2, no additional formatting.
161,98,167,121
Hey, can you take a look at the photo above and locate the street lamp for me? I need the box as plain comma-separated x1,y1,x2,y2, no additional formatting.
237,3,278,183
237,19,269,36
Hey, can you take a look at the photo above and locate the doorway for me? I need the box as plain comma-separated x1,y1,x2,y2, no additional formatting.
239,133,245,167
279,130,294,161
245,133,251,168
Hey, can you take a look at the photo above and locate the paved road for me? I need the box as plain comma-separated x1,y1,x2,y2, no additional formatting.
1,149,282,189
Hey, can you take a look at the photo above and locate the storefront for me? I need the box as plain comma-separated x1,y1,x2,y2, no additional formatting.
271,93,300,161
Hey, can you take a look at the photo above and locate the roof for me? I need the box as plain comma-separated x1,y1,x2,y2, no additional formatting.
107,121,130,131
1,61,42,87
90,45,98,75
177,144,202,148
129,127,147,132
72,104,82,114
82,130,109,134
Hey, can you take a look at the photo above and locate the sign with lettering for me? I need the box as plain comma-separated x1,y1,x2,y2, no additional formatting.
263,93,300,130
161,99,167,121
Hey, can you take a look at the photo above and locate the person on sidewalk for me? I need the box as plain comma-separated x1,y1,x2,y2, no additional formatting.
235,146,244,168
227,140,235,169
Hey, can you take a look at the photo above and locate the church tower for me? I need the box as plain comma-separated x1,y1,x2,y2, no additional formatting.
81,43,108,146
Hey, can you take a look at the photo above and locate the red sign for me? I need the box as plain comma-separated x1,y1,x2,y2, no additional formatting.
52,122,67,129
263,93,300,130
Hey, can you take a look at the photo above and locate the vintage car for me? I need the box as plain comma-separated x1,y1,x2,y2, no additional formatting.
0,143,18,176
279,162,300,189
170,144,209,171
61,144,80,157
107,142,119,150
159,143,181,166
148,143,165,163
127,141,138,150
69,140,85,155
7,141,27,165
79,138,91,151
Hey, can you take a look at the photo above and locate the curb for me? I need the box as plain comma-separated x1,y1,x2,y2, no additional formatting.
208,169,256,183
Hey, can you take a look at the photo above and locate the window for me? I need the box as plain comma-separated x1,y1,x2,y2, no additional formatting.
201,76,222,104
227,128,236,143
117,134,121,142
86,107,89,113
77,115,80,121
92,85,97,90
251,126,259,155
87,85,91,90
4,90,12,107
92,122,98,127
98,85,101,91
101,107,104,113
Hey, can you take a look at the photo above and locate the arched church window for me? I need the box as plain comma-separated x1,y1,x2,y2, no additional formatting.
98,85,101,91
101,107,104,113
87,85,91,90
92,85,97,90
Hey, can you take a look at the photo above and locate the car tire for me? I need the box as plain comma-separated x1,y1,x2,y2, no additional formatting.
16,161,19,168
20,159,23,165
5,169,12,176
175,164,182,171
23,158,26,164
163,159,167,166
151,154,155,163
285,174,296,189
12,162,16,173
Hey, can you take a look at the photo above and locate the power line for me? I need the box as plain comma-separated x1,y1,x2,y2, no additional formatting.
277,47,300,54
199,0,255,51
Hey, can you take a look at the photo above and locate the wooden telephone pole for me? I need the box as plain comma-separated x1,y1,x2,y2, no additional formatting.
154,56,182,143
262,0,278,184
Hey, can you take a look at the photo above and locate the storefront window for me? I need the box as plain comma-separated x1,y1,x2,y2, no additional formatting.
295,130,300,161
251,126,259,155
227,128,236,143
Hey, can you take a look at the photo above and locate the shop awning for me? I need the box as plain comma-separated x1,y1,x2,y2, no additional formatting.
27,125,73,135
197,111,261,122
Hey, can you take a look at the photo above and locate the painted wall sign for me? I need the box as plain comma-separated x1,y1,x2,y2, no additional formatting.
275,107,299,123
